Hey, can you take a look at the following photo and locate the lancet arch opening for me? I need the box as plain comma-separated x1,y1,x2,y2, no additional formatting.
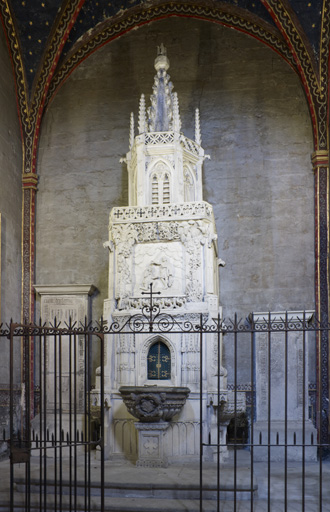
147,338,171,380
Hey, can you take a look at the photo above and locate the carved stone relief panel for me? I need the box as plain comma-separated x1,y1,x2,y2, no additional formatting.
133,242,184,296
112,224,137,303
135,223,158,242
157,221,180,241
178,220,209,301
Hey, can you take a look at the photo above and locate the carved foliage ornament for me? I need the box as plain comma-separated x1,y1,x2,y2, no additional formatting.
111,219,211,247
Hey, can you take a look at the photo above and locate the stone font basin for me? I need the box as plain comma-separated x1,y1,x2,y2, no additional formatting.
119,386,190,422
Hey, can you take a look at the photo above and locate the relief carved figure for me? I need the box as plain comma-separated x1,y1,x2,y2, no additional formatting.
178,220,210,301
141,256,174,292
112,224,138,304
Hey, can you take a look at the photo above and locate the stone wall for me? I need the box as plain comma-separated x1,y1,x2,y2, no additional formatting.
36,18,314,326
0,26,23,432
0,26,22,323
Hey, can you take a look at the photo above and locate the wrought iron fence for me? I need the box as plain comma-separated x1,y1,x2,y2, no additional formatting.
0,307,329,511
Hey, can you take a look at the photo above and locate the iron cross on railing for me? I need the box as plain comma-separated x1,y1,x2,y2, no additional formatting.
142,283,161,331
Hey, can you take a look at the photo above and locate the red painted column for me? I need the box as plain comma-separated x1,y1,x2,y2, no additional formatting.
312,149,329,449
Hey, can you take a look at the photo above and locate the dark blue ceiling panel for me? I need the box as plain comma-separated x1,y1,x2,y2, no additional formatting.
11,0,62,92
290,0,323,58
221,0,276,26
60,0,141,60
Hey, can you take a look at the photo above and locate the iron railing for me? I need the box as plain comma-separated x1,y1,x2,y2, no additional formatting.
0,307,329,511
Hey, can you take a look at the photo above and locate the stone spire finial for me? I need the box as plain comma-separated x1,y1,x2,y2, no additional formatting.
195,108,201,145
172,92,181,133
158,43,166,55
138,94,146,134
129,112,135,149
154,43,170,72
148,44,175,132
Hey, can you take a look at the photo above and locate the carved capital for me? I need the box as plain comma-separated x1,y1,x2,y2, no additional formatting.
22,172,39,190
112,223,137,249
311,150,329,170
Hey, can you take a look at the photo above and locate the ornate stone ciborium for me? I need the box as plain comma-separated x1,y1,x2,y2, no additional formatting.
119,386,190,467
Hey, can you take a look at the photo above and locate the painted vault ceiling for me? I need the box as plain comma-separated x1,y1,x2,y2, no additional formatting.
6,0,323,97
0,0,329,173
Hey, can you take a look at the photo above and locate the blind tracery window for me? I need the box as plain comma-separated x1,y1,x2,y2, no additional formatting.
184,168,195,202
163,174,170,204
150,164,171,204
151,175,159,204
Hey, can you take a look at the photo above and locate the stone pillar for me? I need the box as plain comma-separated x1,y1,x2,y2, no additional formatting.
33,285,96,421
135,422,170,467
22,173,39,416
253,311,317,461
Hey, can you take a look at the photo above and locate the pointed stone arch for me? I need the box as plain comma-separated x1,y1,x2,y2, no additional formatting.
140,334,177,385
147,339,171,380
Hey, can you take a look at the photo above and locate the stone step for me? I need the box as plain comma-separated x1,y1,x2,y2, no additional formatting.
1,453,258,510
14,477,256,501
2,495,328,512
4,466,257,512
0,494,257,512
